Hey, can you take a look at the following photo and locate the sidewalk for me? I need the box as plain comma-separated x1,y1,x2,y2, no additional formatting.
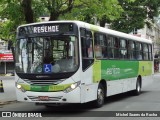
154,71,160,74
0,76,17,106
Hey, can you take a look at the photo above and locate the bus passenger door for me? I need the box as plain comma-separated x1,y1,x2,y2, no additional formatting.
80,28,96,103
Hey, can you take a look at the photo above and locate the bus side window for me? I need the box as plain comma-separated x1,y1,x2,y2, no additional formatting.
143,43,149,60
80,28,94,71
135,42,143,60
119,39,127,59
94,32,107,59
148,45,152,60
107,36,113,58
128,41,136,60
94,33,102,58
114,37,119,59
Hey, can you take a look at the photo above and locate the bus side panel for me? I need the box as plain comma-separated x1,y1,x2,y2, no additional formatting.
101,60,139,81
93,60,101,83
93,60,139,96
81,66,98,103
107,80,123,96
138,61,153,87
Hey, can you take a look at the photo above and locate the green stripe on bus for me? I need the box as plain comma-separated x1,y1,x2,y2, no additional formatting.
90,25,99,31
20,84,30,91
101,60,139,80
93,60,101,83
138,61,152,76
48,84,71,91
19,83,72,92
92,60,153,82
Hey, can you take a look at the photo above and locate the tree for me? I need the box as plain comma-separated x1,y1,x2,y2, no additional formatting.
47,0,74,21
145,0,160,20
0,0,124,41
62,0,123,26
22,0,34,23
0,0,23,40
110,0,160,33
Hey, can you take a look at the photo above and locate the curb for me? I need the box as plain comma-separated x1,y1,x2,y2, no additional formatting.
154,72,160,75
0,76,15,80
0,100,17,106
0,74,14,76
0,80,4,92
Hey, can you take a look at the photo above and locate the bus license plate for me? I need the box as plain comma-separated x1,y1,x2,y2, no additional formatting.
38,96,49,101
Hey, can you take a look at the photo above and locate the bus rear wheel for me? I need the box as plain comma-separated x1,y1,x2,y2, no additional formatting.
133,78,141,95
93,84,105,108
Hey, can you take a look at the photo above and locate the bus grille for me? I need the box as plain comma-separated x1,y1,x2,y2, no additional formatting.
27,96,63,101
24,79,64,85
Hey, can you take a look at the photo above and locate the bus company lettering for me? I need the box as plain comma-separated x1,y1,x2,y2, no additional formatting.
106,68,120,75
33,25,59,33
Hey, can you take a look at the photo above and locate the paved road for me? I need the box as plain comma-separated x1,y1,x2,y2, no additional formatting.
0,76,16,103
0,74,160,119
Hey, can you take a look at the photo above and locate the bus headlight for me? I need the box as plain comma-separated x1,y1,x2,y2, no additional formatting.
17,84,22,89
64,81,81,93
16,83,26,92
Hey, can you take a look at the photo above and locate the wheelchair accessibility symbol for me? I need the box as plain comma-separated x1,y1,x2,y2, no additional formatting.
43,64,52,73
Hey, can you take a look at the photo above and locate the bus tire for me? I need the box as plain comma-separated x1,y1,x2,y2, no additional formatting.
93,83,105,108
133,78,141,95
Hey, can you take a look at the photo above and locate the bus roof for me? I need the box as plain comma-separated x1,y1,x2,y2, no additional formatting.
18,20,152,44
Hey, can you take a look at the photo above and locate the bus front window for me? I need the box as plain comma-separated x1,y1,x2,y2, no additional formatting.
15,36,79,74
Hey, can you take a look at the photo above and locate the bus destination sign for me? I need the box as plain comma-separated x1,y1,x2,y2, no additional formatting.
33,25,59,33
18,23,77,36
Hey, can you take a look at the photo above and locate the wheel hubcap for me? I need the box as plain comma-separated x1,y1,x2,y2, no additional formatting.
97,88,104,105
137,82,141,92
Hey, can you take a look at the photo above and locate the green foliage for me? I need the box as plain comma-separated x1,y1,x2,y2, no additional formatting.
0,0,159,41
0,0,47,40
0,0,25,40
111,0,160,33
32,0,48,21
62,0,123,25
144,0,160,19
0,0,124,41
0,20,13,39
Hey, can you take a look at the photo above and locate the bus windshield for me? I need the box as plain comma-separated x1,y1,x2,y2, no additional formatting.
15,35,79,74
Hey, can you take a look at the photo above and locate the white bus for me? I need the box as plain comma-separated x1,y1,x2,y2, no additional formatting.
15,21,153,107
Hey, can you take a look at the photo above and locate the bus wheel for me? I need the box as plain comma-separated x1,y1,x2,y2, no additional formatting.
94,84,105,108
133,78,141,95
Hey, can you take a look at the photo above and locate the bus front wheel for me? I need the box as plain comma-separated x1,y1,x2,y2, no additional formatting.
93,84,105,108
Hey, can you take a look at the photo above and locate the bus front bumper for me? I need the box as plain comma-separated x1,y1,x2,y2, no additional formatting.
16,87,81,103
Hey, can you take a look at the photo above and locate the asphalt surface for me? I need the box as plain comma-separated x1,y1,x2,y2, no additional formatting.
0,76,16,106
